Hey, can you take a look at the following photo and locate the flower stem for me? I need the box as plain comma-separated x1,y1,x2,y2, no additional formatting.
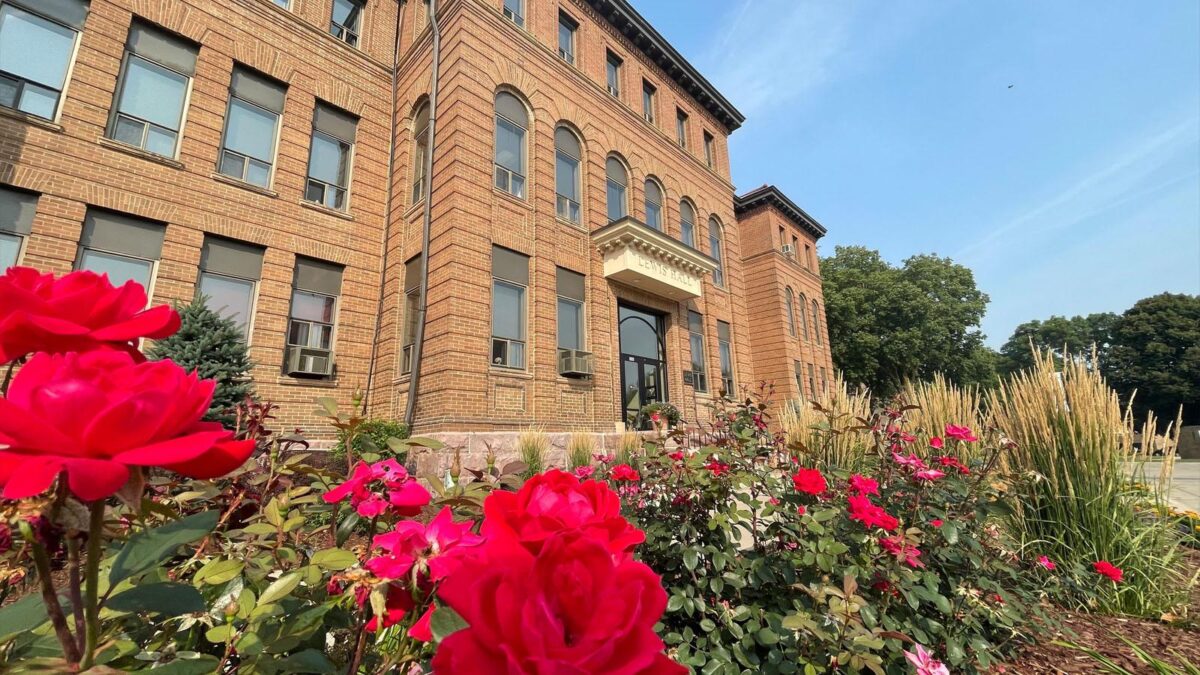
1,361,14,397
29,538,82,664
66,535,86,654
80,501,105,669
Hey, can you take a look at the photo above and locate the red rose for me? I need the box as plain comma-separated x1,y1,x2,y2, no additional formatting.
1093,560,1124,583
945,424,979,443
791,468,828,495
482,469,645,559
0,267,180,364
322,458,431,518
433,532,685,675
848,474,879,496
0,351,254,501
847,494,899,532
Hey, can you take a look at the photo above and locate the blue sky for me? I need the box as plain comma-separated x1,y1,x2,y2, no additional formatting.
635,0,1200,347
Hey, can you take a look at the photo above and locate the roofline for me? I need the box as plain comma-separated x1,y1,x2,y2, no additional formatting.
734,185,828,239
584,0,745,132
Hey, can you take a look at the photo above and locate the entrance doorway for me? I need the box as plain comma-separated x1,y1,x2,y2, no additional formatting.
618,304,668,429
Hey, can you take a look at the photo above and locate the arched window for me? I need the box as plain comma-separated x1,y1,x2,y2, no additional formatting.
811,300,822,345
708,217,724,287
554,126,582,224
798,292,810,340
644,178,663,231
679,199,696,247
411,101,430,204
784,287,796,336
494,91,527,198
605,156,628,222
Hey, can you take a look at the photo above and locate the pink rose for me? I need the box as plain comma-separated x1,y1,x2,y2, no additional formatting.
945,424,979,443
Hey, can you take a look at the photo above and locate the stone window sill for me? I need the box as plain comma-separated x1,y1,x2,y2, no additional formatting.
0,106,64,132
299,199,354,221
97,137,185,170
493,188,533,211
212,172,278,198
489,366,533,380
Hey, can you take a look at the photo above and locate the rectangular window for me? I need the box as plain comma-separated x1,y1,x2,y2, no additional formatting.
605,51,621,97
675,108,688,148
198,236,263,337
794,361,804,396
556,267,585,351
402,255,422,373
272,0,289,7
703,131,714,168
717,320,734,395
688,310,708,393
820,367,828,394
218,65,285,188
0,0,86,121
805,244,814,269
108,21,198,158
305,102,357,211
330,0,363,46
491,246,528,369
808,363,816,397
557,13,576,64
0,186,36,271
76,208,165,290
641,80,656,124
288,257,342,353
502,0,523,27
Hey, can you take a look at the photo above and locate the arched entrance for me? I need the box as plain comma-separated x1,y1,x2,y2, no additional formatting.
618,303,668,429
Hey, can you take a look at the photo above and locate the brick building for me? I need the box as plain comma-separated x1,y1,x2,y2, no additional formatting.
0,0,833,446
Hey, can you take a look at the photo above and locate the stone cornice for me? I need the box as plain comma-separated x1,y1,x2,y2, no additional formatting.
735,185,827,240
593,217,719,275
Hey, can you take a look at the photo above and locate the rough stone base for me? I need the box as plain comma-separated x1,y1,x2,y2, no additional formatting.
408,431,657,479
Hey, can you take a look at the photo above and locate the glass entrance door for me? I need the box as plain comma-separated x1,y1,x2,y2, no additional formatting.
618,304,667,429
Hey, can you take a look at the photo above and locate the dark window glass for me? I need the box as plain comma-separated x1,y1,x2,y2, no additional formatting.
502,0,523,27
605,51,621,97
330,0,363,46
557,14,575,64
641,80,656,123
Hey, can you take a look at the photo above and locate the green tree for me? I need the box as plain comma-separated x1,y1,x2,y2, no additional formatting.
996,312,1118,376
145,296,254,425
1105,293,1200,427
821,246,993,397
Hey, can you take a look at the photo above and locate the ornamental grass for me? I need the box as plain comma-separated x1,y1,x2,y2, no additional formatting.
901,374,989,462
567,431,595,470
779,374,875,472
517,426,549,477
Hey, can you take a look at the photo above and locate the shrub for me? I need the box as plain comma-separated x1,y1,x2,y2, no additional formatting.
640,401,682,427
567,432,595,470
331,418,410,463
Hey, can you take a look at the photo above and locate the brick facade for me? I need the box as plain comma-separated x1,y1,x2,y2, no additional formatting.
1,0,833,441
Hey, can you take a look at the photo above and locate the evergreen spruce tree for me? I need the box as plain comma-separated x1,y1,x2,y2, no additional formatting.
146,296,254,426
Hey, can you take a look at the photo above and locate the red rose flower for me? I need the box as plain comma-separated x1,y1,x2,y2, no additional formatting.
482,469,644,559
611,464,641,482
928,436,944,449
1036,555,1056,571
791,468,828,495
0,267,180,364
847,494,899,532
433,532,685,675
945,424,979,443
0,351,253,501
879,534,925,569
704,459,731,477
323,458,431,518
930,519,943,528
366,507,483,582
1093,560,1124,583
848,474,879,496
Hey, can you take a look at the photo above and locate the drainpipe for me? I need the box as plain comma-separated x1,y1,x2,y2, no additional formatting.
404,0,441,429
363,0,406,414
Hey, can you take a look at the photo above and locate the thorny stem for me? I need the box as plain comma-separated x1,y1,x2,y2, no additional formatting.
80,501,105,669
66,535,86,654
346,620,370,675
29,536,82,665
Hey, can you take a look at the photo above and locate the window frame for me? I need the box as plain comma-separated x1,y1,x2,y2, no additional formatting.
557,12,577,64
679,198,696,248
687,310,708,394
811,300,822,345
605,50,622,98
329,0,364,47
708,218,725,287
401,288,420,373
0,230,25,271
605,155,628,223
107,49,194,160
554,126,582,224
287,288,338,351
304,103,357,212
198,270,258,339
675,108,688,149
784,287,796,337
491,277,527,370
641,80,656,124
717,321,734,396
411,100,431,204
644,178,663,231
0,1,83,123
493,92,528,200
556,295,584,351
217,67,284,189
502,0,524,28
703,130,715,168
798,292,810,340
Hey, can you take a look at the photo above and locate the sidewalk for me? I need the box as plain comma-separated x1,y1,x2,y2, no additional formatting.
1134,460,1200,513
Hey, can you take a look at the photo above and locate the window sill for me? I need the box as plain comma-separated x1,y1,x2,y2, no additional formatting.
276,376,339,388
404,199,425,219
0,106,65,133
97,137,184,170
493,188,532,210
299,199,354,221
212,172,278,198
556,376,594,387
555,216,585,230
489,366,533,380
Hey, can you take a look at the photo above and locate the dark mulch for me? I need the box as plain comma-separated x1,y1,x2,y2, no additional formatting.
1002,551,1200,673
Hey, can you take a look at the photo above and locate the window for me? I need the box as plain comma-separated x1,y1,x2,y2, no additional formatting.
717,320,734,395
794,361,804,396
108,21,197,158
605,156,627,222
402,255,422,373
494,91,527,198
644,179,662,231
798,293,809,340
76,209,165,290
808,363,816,397
792,235,800,257
688,310,708,393
811,300,822,345
557,13,576,64
305,102,357,211
779,226,786,250
491,246,528,369
605,50,622,97
708,217,724,287
0,0,86,121
502,0,523,27
641,80,656,123
554,126,582,224
556,267,585,351
820,367,828,394
411,101,430,203
198,236,263,337
272,0,289,7
703,131,714,168
675,108,688,148
784,287,796,336
679,199,695,247
805,244,814,269
0,186,36,271
218,66,285,188
330,0,363,46
288,258,342,374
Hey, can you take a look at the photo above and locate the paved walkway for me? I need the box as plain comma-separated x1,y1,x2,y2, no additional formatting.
1134,460,1200,513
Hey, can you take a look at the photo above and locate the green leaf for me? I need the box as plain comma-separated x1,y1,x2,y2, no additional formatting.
0,594,47,642
144,656,222,674
205,624,233,643
335,514,360,548
756,628,780,646
258,573,302,605
194,558,245,586
666,595,685,612
275,649,337,674
242,523,277,536
941,521,960,545
108,582,205,616
430,606,469,642
110,511,219,584
311,548,359,571
683,550,699,571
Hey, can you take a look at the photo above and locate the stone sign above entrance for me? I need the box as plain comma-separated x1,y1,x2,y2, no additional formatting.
592,217,720,300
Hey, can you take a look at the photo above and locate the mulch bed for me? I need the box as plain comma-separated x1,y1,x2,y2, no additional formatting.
1002,551,1200,673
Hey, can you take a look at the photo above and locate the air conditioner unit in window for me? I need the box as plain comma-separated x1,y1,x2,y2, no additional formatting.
286,346,334,377
781,244,796,257
558,349,594,378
